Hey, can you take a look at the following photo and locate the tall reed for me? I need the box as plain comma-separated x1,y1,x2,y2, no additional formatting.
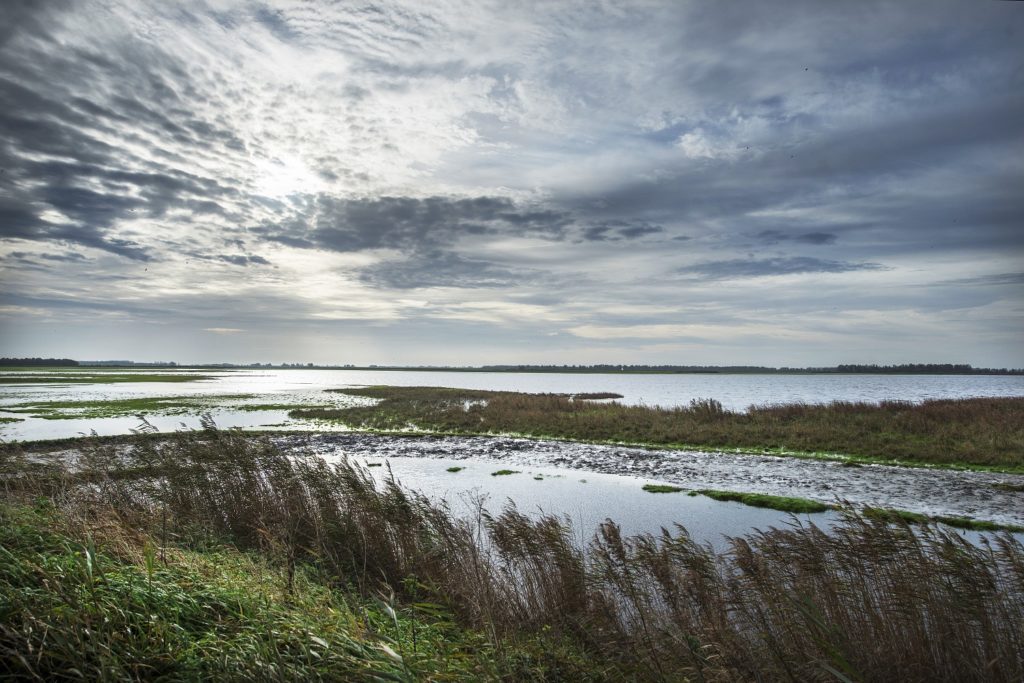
2,428,1021,681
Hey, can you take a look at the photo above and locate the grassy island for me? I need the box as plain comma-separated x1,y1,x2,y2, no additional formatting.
291,387,1024,470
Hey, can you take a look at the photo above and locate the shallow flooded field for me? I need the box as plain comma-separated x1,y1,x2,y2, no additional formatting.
287,433,1024,535
5,368,1023,541
350,454,839,551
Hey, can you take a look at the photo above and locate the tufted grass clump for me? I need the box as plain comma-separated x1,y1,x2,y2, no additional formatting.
693,489,833,513
642,483,683,493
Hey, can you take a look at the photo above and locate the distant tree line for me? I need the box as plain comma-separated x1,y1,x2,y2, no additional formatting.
477,363,1023,375
833,364,1022,375
0,357,79,366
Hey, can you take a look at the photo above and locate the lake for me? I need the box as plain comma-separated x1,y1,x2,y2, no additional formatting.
3,367,1024,443
3,368,1020,545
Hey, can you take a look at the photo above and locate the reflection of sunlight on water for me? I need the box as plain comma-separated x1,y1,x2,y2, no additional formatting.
0,409,350,441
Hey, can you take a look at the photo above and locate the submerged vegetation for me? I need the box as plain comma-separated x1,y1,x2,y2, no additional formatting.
641,483,684,493
0,372,217,385
0,428,1021,681
5,395,257,420
863,507,1024,533
292,386,1024,469
645,487,1021,529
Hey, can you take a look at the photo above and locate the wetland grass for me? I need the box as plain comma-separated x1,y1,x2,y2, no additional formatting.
641,483,684,493
0,372,217,384
447,466,466,472
7,394,256,420
692,489,834,513
863,507,1024,533
293,387,1024,469
1,429,1022,681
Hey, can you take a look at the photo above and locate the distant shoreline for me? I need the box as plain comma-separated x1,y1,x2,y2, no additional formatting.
2,361,1023,375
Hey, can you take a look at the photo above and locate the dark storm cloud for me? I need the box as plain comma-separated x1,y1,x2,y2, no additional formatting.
545,4,1024,266
677,257,883,280
0,1,249,262
9,251,87,263
258,195,570,253
359,251,535,290
581,220,663,242
756,230,837,246
0,0,70,47
217,254,272,266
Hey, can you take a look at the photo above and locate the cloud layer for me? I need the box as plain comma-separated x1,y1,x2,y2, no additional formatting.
1,0,1022,366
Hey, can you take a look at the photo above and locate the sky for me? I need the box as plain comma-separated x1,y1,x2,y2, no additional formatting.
1,0,1022,367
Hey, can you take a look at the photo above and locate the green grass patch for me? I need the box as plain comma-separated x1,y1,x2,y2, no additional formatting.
491,469,520,476
235,403,334,412
446,466,465,473
8,394,255,420
864,506,1024,532
0,373,217,384
932,515,1024,533
992,481,1024,492
0,503,535,681
694,489,833,514
642,484,684,493
0,416,23,424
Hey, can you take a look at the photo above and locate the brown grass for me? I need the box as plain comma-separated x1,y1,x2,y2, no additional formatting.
3,427,1023,680
294,388,1024,468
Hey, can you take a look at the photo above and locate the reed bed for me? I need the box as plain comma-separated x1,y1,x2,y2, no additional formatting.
295,388,1024,468
1,428,1022,681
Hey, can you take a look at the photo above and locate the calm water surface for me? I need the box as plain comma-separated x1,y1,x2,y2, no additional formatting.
353,455,838,551
344,454,1004,551
2,368,1023,441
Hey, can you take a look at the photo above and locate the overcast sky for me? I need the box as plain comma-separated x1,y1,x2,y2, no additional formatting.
1,0,1022,366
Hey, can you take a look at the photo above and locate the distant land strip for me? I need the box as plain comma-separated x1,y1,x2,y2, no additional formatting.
2,359,1022,374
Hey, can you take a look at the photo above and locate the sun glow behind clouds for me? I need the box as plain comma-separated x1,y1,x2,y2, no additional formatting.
254,154,323,198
